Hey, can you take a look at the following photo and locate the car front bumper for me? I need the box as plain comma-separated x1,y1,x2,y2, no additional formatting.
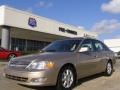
4,67,58,86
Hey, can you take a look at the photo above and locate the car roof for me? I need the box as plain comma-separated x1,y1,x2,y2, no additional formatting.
56,37,97,41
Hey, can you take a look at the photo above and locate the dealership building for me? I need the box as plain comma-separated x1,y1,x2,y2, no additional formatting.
0,5,96,51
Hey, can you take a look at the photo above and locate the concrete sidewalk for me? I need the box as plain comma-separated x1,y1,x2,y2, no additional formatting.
0,61,8,73
0,61,8,67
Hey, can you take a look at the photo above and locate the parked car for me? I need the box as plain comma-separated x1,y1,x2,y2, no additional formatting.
4,38,116,90
115,51,120,58
118,51,120,58
0,47,22,60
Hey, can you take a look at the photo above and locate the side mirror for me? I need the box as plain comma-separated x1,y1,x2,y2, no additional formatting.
79,47,89,52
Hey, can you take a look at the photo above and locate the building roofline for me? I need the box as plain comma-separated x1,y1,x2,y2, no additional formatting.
0,5,87,32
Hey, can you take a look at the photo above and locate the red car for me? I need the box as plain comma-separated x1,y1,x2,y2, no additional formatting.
0,47,22,60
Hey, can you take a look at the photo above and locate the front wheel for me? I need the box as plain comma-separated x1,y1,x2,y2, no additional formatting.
56,66,76,90
104,61,113,76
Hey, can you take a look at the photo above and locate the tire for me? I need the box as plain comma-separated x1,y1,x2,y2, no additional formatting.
8,54,16,60
104,61,113,76
56,66,76,90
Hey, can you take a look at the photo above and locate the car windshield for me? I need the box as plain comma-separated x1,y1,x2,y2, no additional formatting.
42,39,82,52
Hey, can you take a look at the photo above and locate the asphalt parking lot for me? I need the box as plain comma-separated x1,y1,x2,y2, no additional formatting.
0,59,120,90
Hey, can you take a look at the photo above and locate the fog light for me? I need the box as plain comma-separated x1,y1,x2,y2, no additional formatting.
31,77,47,82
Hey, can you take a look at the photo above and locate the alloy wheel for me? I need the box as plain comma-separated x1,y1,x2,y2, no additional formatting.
107,62,112,75
62,69,74,88
8,54,16,60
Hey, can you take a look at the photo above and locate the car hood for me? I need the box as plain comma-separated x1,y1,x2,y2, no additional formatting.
13,52,76,62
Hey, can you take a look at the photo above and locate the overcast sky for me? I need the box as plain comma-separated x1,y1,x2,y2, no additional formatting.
0,0,120,40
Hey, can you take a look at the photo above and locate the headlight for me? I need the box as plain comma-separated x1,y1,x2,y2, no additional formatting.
26,61,55,70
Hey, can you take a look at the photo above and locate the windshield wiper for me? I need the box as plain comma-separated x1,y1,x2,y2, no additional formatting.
39,50,45,53
45,50,57,52
40,49,57,52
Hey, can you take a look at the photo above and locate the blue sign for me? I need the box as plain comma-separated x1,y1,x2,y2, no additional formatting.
28,17,37,27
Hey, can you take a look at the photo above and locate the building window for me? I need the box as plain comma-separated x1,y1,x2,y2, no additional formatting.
11,38,50,51
11,38,26,51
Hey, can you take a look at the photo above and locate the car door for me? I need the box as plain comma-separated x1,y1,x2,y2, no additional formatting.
92,40,109,73
76,39,99,78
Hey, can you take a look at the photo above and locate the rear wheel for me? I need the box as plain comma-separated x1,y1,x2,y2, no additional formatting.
8,54,16,60
104,61,113,76
56,66,76,90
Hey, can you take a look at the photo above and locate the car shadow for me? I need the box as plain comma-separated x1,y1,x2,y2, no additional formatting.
75,73,104,87
20,73,104,90
19,85,56,90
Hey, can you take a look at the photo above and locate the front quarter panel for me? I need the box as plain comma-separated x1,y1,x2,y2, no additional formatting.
53,52,78,79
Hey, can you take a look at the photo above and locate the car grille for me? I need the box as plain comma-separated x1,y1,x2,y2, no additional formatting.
6,74,28,82
9,60,30,69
